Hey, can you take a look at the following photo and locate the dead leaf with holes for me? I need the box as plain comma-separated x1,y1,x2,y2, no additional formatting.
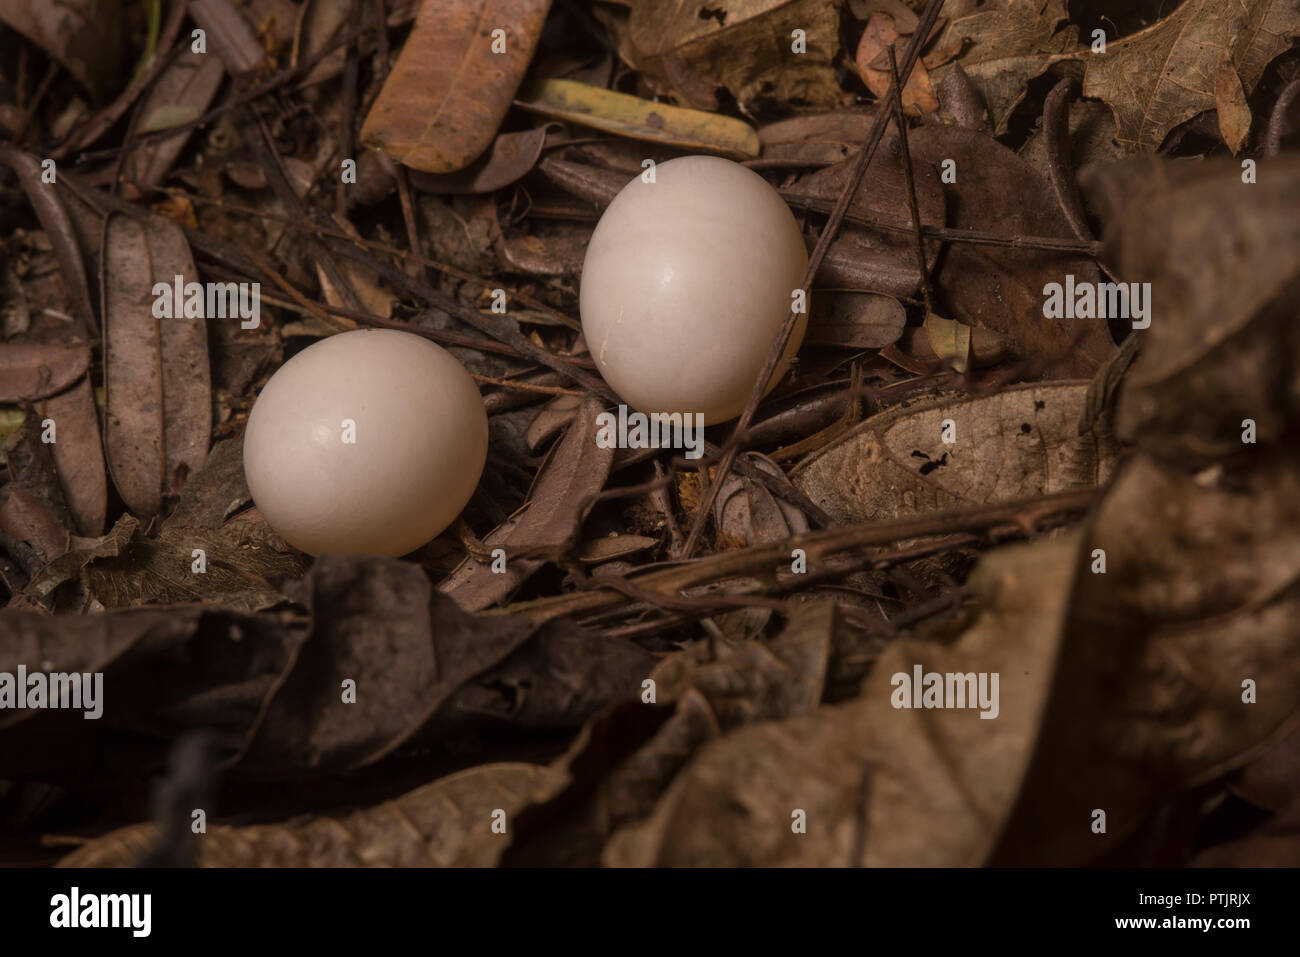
1083,0,1300,152
791,381,1120,526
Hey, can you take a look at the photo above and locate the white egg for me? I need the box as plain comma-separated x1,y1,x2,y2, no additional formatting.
580,155,809,425
242,328,487,556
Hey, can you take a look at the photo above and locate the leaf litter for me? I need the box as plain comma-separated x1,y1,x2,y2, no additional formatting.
0,0,1298,869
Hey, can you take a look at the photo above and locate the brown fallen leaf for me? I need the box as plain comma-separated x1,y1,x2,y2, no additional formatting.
909,124,1115,376
603,535,1079,865
0,0,125,98
517,79,760,159
855,13,939,115
715,452,809,547
440,394,614,612
361,0,553,172
1083,0,1300,152
806,291,907,350
929,0,1080,135
1102,156,1300,467
101,213,212,517
236,556,540,775
784,140,945,298
993,448,1300,865
600,0,848,113
792,381,1119,526
758,110,876,166
496,223,591,279
58,763,559,867
525,394,582,453
124,49,226,190
38,379,108,536
0,486,68,568
409,127,550,195
187,0,265,74
503,600,838,865
0,343,89,401
577,534,658,564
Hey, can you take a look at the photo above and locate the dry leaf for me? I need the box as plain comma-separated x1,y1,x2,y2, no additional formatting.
910,124,1115,376
1083,0,1300,152
0,0,125,98
922,313,971,373
792,382,1119,525
603,535,1080,865
409,127,551,194
440,394,614,611
58,763,559,866
101,214,212,517
603,0,848,112
361,0,553,172
930,0,1080,135
518,78,760,159
855,13,939,115
125,50,225,190
0,343,89,401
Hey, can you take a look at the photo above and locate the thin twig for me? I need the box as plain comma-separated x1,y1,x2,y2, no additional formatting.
886,43,933,315
491,486,1096,624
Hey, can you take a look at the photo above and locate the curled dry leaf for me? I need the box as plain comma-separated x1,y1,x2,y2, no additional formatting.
361,0,553,172
792,382,1119,526
101,214,212,518
601,0,847,112
518,79,760,159
929,0,1080,135
503,600,837,865
1083,0,1300,153
58,763,559,867
714,452,809,547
